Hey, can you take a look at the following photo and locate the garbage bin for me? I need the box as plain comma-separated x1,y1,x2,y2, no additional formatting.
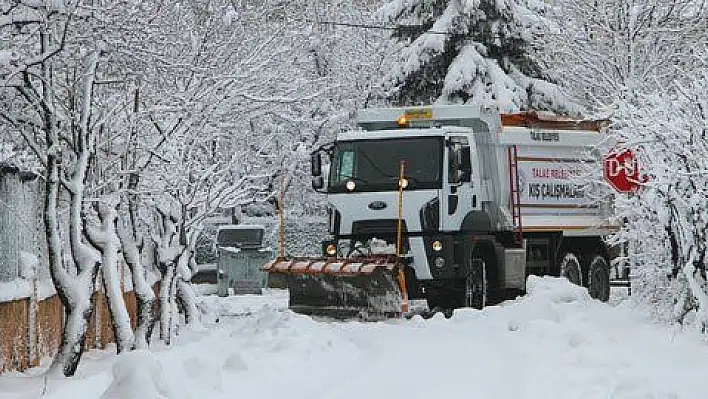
216,224,272,296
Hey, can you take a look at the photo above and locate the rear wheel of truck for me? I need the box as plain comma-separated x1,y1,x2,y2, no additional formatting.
464,258,487,309
463,247,488,310
587,255,610,302
560,252,582,286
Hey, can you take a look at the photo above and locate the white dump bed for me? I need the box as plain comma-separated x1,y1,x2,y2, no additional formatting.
489,113,614,236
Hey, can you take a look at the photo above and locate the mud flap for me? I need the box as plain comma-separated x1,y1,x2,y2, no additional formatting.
263,257,404,320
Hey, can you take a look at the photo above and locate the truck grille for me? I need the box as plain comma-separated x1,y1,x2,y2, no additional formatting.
352,219,407,236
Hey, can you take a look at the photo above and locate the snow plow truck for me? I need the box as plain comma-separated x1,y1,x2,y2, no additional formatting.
263,104,619,319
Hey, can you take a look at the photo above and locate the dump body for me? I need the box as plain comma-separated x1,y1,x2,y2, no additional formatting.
490,113,611,234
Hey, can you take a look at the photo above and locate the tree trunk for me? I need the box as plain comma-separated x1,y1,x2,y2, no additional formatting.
47,163,100,376
153,204,188,344
169,269,179,337
682,247,708,332
101,274,134,353
87,203,135,353
177,279,199,325
159,261,177,345
45,155,98,377
175,238,200,326
51,277,97,377
50,50,102,376
117,218,155,349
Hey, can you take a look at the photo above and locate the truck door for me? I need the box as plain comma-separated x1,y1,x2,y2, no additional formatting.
441,135,476,231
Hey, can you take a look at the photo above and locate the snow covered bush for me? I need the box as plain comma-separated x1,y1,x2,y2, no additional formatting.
540,0,707,328
100,350,174,399
607,60,708,330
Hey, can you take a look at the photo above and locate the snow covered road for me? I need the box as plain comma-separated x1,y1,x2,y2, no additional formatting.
3,277,708,399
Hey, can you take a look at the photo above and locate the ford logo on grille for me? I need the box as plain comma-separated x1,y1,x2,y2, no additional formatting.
368,201,387,210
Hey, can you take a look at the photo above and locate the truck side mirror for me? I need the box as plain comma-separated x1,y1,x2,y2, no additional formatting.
311,152,322,177
449,146,472,184
312,176,324,190
454,169,468,183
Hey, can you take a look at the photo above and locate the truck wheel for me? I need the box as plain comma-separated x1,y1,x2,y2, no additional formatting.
464,252,487,310
587,255,610,302
560,253,582,286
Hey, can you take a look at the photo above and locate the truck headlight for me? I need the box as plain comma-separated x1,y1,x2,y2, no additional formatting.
434,257,445,268
346,180,356,191
432,240,443,252
326,244,337,256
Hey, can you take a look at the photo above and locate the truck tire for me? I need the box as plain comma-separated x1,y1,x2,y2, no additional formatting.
560,252,582,286
587,255,610,302
463,247,488,310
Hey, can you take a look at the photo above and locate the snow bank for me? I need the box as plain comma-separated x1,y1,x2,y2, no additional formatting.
0,278,56,302
497,275,598,331
525,274,592,302
193,283,218,296
6,277,708,399
198,288,289,317
99,350,175,399
137,299,361,399
0,252,55,302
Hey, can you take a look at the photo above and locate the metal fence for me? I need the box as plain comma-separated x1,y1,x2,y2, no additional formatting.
0,164,48,283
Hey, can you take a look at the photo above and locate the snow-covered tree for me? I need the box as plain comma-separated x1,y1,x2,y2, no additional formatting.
0,0,331,369
540,0,707,325
149,129,276,343
124,0,325,342
0,2,111,376
0,0,411,373
607,60,708,330
378,0,581,114
543,0,707,110
260,0,398,216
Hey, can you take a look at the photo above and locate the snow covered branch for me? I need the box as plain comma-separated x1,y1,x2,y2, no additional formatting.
607,56,708,329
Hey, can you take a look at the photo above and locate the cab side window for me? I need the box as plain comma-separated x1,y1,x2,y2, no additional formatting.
448,137,471,183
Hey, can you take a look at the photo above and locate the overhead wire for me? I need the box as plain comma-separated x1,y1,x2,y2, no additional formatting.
302,19,450,35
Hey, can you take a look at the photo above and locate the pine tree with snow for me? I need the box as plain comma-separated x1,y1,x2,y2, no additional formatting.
378,0,581,114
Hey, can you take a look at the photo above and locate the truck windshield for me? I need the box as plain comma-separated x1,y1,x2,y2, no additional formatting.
328,137,442,192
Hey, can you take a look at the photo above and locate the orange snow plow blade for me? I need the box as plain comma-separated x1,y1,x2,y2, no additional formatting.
263,255,407,320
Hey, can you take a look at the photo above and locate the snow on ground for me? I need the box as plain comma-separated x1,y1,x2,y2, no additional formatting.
2,279,708,399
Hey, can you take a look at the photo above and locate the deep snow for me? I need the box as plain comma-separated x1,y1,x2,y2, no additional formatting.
2,277,707,399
